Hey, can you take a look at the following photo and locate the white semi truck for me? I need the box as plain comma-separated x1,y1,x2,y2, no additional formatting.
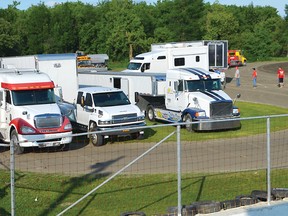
78,67,241,131
0,68,72,154
1,54,145,145
123,40,228,73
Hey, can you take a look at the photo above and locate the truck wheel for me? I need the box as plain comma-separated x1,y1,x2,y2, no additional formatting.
11,130,24,154
89,123,104,146
184,114,193,132
146,105,155,121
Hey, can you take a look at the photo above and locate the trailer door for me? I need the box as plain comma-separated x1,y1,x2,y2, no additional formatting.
120,78,129,97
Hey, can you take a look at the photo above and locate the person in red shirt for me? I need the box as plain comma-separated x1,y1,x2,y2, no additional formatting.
277,67,285,88
252,68,257,88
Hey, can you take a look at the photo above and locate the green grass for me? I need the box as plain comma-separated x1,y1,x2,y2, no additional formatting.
1,102,288,215
1,169,288,215
135,101,288,143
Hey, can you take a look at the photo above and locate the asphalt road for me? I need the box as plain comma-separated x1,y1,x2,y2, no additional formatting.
224,61,288,108
1,61,288,175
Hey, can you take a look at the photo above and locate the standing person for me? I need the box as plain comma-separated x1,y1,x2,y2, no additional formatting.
235,66,240,87
277,67,285,88
252,68,257,88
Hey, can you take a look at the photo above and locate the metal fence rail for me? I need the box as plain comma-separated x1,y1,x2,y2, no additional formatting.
1,114,288,215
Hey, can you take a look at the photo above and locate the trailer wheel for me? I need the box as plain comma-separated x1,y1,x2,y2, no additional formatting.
11,130,24,154
184,114,193,132
89,122,104,146
146,105,155,122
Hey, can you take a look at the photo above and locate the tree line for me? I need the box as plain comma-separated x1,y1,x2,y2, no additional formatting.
0,0,287,62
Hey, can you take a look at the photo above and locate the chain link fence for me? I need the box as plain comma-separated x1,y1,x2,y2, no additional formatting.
1,115,288,215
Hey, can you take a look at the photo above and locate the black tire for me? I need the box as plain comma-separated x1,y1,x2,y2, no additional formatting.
146,105,155,122
236,195,258,206
251,190,274,201
11,130,24,154
220,199,241,210
272,188,288,199
184,113,193,132
191,201,221,214
89,122,104,146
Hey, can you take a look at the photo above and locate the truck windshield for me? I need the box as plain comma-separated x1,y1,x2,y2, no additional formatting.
12,89,55,106
127,62,141,70
93,91,131,107
186,79,222,92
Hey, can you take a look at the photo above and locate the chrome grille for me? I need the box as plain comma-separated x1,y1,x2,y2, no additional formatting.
210,101,233,117
34,114,62,128
112,113,137,124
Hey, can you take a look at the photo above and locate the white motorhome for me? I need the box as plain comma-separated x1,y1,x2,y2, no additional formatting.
78,68,240,131
0,68,72,154
123,40,228,73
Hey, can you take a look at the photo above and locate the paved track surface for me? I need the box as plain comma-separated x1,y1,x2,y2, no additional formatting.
224,61,288,108
1,61,288,175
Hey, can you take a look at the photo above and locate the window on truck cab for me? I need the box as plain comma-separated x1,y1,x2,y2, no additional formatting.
77,91,84,104
186,79,222,92
93,92,130,107
12,89,55,106
174,58,185,66
85,93,93,106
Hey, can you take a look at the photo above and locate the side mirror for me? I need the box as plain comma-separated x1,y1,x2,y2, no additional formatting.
141,66,145,72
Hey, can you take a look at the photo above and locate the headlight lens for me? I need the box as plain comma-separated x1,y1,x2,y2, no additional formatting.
233,108,240,114
21,126,36,134
64,123,72,130
195,111,206,117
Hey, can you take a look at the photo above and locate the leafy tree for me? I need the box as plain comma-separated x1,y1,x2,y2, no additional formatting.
203,3,239,41
49,2,78,53
20,3,51,54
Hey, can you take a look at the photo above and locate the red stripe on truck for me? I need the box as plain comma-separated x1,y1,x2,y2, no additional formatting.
1,81,55,90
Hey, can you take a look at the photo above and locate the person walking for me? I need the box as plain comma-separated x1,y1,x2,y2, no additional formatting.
252,68,257,88
277,66,285,88
235,66,240,87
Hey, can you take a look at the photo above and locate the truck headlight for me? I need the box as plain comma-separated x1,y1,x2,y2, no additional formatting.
195,111,206,117
21,126,36,134
98,120,112,125
137,115,145,121
233,108,240,114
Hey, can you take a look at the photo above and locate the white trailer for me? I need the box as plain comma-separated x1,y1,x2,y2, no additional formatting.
79,71,166,104
123,40,228,73
0,54,78,104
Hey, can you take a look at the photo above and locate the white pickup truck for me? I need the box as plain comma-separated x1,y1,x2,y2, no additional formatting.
59,86,146,146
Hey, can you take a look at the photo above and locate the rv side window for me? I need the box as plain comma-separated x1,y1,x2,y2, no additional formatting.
76,92,84,104
196,56,200,62
174,58,185,66
114,78,121,89
85,93,93,106
157,56,166,60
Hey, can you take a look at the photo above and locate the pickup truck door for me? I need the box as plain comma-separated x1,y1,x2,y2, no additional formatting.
76,92,94,126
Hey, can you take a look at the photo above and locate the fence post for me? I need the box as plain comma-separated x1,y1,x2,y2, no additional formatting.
10,139,15,216
177,125,182,216
266,117,271,205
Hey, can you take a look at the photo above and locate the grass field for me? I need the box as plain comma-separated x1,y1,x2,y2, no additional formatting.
1,102,288,215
